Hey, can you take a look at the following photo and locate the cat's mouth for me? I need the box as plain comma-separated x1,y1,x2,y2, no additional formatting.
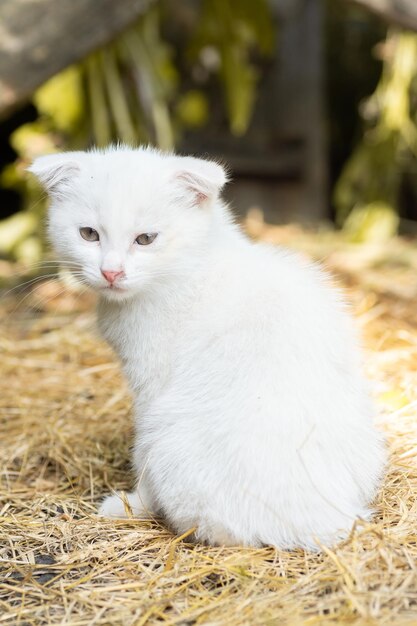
100,283,128,296
105,284,126,292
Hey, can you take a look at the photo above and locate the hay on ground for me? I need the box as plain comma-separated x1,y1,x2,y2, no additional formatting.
1,223,417,625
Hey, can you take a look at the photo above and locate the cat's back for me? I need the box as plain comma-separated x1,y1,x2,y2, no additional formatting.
200,237,351,354
171,237,364,422
144,238,383,549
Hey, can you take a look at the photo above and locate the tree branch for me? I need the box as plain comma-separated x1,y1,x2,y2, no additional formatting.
0,0,153,119
346,0,417,32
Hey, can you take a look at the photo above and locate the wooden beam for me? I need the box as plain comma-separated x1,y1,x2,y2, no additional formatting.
0,0,152,119
346,0,417,32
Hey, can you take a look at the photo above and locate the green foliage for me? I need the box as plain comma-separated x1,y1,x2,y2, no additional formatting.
188,0,274,136
334,30,417,241
0,211,39,262
0,0,275,262
175,90,209,129
85,7,177,149
34,66,85,134
343,201,399,243
0,66,88,263
80,0,274,146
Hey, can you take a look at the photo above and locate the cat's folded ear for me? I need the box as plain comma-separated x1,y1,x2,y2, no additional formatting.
27,153,81,196
172,156,229,206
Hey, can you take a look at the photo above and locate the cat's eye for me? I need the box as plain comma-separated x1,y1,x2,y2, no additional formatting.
80,227,99,242
135,233,158,245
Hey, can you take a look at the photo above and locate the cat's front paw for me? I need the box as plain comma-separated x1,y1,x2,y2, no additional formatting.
98,493,130,518
98,489,150,518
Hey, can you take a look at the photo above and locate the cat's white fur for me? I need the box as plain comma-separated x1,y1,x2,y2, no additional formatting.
29,146,385,550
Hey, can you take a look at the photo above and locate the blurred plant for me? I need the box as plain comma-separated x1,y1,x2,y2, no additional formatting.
0,0,274,264
0,67,85,264
334,29,417,242
85,7,178,149
83,0,274,145
187,0,274,136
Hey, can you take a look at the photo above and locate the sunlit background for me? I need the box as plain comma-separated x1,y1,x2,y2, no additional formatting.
1,0,417,276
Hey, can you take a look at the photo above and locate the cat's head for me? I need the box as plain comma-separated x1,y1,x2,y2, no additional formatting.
29,146,228,301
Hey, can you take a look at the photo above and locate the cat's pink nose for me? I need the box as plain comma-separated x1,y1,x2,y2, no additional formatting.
101,269,125,284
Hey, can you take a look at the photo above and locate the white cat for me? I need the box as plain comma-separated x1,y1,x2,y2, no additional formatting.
29,146,385,550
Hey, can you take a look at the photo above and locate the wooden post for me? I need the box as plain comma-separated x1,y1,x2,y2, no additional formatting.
0,0,152,119
346,0,417,31
182,0,328,223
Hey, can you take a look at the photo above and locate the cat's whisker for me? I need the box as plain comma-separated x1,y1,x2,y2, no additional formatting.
15,257,85,268
17,259,76,266
10,281,90,317
25,191,48,214
28,283,89,313
7,270,92,312
8,261,87,281
9,282,63,314
2,273,64,298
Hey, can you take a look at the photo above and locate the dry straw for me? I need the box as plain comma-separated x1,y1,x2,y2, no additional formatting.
1,222,417,625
